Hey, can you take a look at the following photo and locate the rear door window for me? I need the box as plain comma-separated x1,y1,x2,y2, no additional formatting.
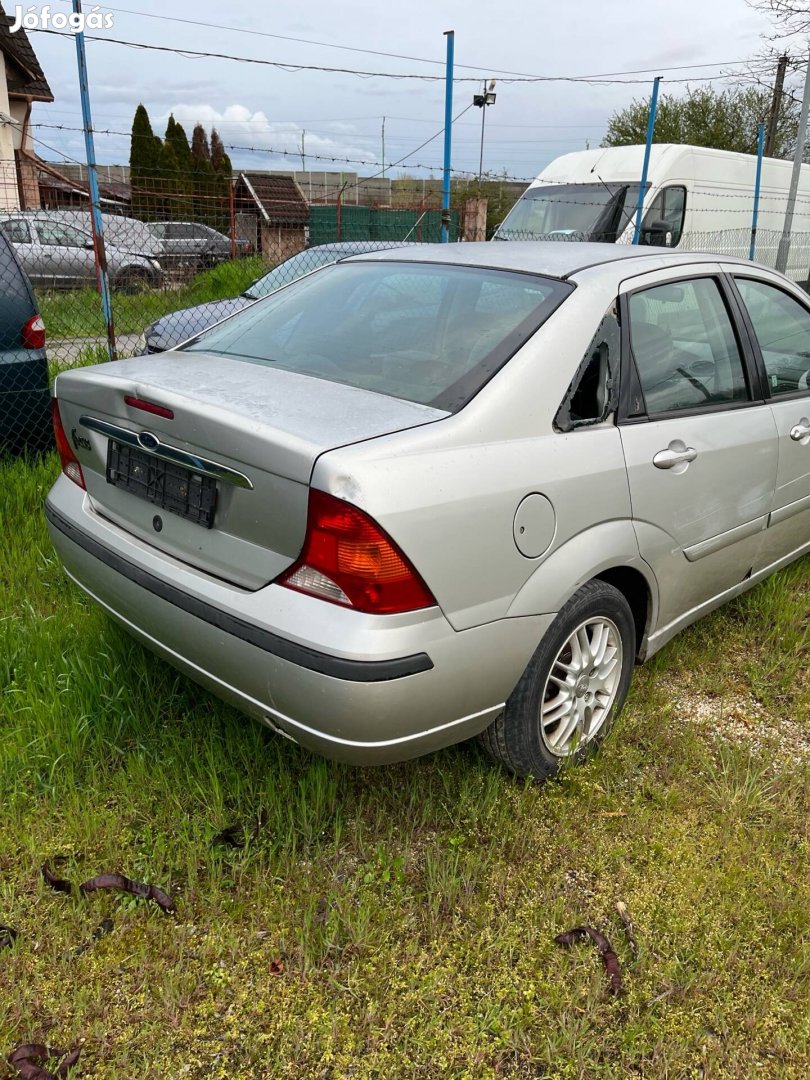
628,277,750,414
1,219,32,244
168,224,196,239
36,221,88,247
734,277,810,396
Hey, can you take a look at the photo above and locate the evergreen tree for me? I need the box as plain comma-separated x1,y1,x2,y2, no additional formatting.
129,104,162,220
165,115,193,171
130,107,238,224
191,124,211,164
189,123,213,223
209,129,233,233
210,129,226,172
163,115,193,219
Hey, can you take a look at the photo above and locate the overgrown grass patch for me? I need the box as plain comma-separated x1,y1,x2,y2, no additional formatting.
38,257,266,340
1,453,808,1077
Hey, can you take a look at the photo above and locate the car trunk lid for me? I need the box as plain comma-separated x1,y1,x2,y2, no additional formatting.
55,352,446,588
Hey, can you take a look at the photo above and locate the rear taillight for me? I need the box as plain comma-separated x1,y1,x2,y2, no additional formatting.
51,399,85,489
278,490,436,615
22,314,45,350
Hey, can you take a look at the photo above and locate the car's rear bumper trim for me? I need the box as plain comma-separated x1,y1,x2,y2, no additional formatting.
44,501,434,683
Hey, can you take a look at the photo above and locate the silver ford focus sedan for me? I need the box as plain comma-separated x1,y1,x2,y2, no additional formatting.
46,243,810,779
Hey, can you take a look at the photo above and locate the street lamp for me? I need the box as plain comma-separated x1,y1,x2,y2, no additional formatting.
473,80,496,182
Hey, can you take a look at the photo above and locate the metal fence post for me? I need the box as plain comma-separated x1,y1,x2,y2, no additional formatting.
749,123,765,261
441,31,455,243
229,179,236,260
632,76,662,245
72,0,116,361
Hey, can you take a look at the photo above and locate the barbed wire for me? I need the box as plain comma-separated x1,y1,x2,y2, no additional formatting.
41,0,784,83
30,115,542,182
30,27,776,86
24,126,810,212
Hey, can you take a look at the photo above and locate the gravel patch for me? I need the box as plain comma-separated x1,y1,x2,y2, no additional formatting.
660,678,810,765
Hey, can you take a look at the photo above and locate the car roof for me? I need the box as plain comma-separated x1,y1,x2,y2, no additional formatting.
316,240,409,253
5,211,90,230
342,240,756,280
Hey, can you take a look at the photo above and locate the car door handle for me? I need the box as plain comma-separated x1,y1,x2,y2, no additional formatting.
653,442,698,470
789,418,810,443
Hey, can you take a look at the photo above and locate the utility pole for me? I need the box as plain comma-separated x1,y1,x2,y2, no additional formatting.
381,116,385,177
750,122,765,261
632,76,662,245
764,54,788,158
441,30,454,243
776,50,810,274
72,0,116,361
299,130,306,172
473,80,496,182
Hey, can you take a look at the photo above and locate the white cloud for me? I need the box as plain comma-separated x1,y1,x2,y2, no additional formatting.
157,104,379,170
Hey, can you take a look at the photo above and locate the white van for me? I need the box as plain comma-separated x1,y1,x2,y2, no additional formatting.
494,143,810,283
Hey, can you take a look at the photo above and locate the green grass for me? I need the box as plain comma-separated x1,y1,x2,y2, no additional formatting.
38,257,266,341
1,453,809,1078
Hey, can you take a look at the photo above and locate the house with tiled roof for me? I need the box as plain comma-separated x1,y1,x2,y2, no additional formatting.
0,2,54,210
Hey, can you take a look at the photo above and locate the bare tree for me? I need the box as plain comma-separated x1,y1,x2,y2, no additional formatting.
750,1,810,44
744,3,810,156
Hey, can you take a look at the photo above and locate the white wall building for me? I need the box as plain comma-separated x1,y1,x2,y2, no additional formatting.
0,4,53,210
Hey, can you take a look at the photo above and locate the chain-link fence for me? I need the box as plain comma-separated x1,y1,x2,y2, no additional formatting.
0,155,471,454
5,152,810,458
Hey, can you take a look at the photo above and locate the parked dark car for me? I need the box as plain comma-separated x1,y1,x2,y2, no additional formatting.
0,226,51,454
139,241,406,353
146,221,251,270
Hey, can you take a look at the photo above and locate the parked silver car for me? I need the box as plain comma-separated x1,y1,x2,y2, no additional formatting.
46,243,810,778
0,213,162,290
140,242,407,354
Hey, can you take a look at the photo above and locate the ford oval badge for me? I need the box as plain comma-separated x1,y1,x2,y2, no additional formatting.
138,431,160,451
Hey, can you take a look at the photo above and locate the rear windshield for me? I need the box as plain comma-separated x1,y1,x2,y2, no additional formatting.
183,260,572,411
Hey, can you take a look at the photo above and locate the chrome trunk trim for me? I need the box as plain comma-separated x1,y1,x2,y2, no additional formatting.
79,414,254,490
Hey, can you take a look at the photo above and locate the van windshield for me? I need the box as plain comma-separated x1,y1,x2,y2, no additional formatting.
495,183,645,243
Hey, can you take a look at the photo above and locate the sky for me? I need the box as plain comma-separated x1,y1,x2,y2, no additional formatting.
20,0,779,180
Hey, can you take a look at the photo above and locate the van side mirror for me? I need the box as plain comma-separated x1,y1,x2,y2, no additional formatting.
642,220,672,246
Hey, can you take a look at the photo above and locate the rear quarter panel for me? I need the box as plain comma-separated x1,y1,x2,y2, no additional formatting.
313,277,642,631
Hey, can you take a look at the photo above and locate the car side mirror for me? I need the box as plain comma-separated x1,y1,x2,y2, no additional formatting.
84,241,95,250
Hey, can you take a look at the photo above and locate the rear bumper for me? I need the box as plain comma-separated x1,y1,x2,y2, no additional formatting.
45,476,554,764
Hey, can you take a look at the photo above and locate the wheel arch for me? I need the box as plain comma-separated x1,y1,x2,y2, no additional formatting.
114,264,155,293
506,520,659,659
593,565,654,660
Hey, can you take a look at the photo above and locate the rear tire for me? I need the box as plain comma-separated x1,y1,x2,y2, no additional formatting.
115,267,153,294
479,579,636,780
